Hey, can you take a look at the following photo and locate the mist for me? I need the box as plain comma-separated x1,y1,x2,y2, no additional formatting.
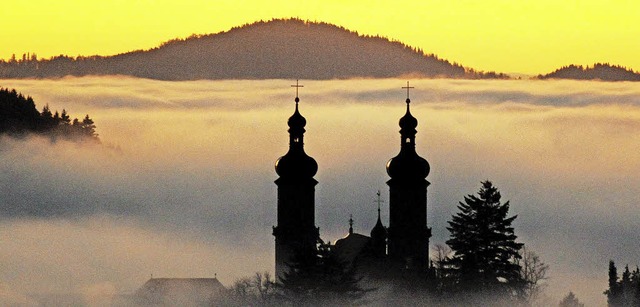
1,77,639,305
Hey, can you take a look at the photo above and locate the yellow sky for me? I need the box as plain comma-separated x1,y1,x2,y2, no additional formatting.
1,0,638,74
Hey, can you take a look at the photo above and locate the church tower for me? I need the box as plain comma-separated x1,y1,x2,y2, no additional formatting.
386,82,431,270
370,191,387,258
273,82,319,280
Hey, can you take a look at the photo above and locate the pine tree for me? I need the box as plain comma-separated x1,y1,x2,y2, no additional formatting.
444,181,524,298
0,87,98,141
633,267,640,307
559,291,585,307
605,260,622,306
277,243,369,306
81,114,97,137
621,265,634,305
60,109,71,124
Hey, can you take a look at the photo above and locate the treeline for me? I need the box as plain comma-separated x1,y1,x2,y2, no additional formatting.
537,63,640,81
0,87,98,141
0,18,509,80
605,261,640,306
0,54,107,79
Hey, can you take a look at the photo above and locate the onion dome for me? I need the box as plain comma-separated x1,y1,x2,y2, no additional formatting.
398,98,418,134
370,191,387,239
386,97,430,180
275,97,318,179
287,97,306,135
370,213,387,240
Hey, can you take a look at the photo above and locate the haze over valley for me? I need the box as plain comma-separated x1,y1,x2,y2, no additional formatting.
0,77,639,305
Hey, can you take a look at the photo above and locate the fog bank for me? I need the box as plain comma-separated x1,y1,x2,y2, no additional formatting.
1,77,639,305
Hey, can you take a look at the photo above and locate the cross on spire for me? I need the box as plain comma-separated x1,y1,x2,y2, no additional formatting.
291,79,304,102
375,190,384,217
402,81,414,103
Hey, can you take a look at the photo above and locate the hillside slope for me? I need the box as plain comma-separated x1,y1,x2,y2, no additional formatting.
537,63,640,81
0,19,502,80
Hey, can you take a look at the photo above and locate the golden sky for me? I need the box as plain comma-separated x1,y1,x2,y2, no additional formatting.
1,0,639,74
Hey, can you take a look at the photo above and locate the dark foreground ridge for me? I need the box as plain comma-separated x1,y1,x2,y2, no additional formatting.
537,63,640,81
0,18,507,80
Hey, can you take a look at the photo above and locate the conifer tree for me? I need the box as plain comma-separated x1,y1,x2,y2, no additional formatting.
277,243,369,306
634,267,640,307
559,291,585,307
1,88,98,140
605,260,622,306
81,114,97,137
621,265,634,305
444,181,524,298
60,109,71,124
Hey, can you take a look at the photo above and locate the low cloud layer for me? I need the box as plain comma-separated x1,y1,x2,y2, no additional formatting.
1,77,639,305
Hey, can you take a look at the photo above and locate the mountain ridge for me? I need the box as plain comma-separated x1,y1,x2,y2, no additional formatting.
537,63,640,81
0,19,506,80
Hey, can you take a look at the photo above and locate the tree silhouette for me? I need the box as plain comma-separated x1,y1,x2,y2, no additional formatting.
0,87,98,141
443,181,524,300
81,114,97,137
606,260,622,306
277,243,370,306
538,63,640,81
559,291,585,307
227,272,277,306
605,261,640,306
516,246,549,304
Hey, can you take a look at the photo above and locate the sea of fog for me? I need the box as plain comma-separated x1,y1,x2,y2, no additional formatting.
1,77,639,305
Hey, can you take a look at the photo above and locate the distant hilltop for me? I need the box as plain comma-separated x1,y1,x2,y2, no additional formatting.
0,18,507,80
537,63,640,81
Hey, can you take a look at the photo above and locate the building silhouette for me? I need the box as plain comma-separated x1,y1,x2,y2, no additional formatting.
273,81,432,281
273,92,320,280
386,90,431,270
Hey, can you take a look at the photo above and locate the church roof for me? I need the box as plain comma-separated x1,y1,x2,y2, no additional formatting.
134,278,226,305
333,232,371,265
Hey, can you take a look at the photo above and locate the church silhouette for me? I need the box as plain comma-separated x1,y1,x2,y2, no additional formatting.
273,81,432,282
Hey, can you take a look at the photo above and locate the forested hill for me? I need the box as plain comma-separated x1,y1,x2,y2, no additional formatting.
537,63,640,81
0,88,98,141
0,19,506,80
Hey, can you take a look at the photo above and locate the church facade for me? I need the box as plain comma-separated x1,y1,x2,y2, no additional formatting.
273,82,431,280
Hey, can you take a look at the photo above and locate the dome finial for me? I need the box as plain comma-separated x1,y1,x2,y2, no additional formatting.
286,79,307,132
349,214,354,234
402,81,414,105
376,190,383,220
291,79,303,100
398,81,418,134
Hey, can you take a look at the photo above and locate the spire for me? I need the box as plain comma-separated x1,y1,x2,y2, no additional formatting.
273,80,319,281
399,81,418,147
386,81,430,180
349,214,354,235
371,191,386,236
385,81,431,269
403,81,414,102
376,190,382,223
275,80,318,179
370,191,387,256
287,80,306,149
